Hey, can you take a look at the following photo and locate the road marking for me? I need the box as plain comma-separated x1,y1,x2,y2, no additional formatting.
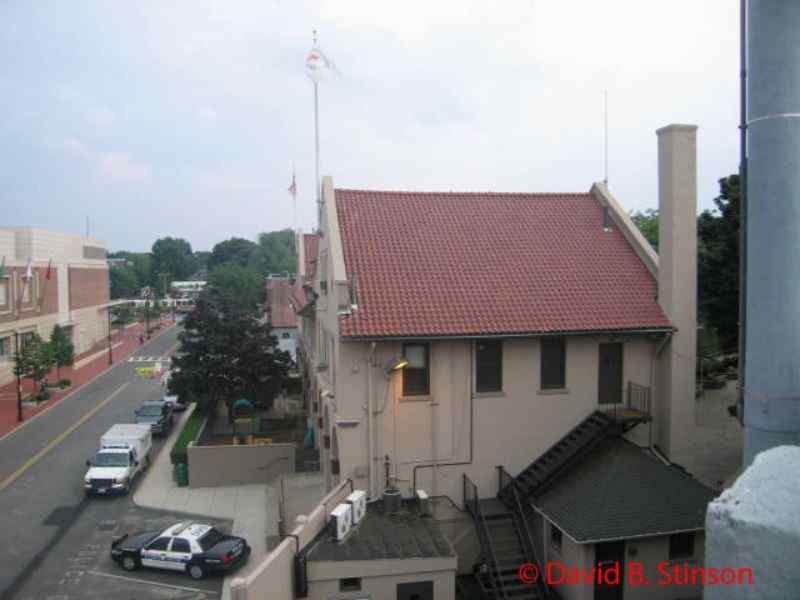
0,383,130,493
85,570,218,594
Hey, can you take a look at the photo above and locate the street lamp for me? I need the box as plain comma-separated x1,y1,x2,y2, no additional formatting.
14,331,22,422
107,307,113,365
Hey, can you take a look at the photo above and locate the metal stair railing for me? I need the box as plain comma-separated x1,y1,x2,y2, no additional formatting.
498,467,550,599
464,474,509,600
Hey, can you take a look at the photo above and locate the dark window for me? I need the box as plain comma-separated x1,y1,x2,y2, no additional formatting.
669,532,695,560
541,337,566,389
403,343,430,396
475,340,502,393
339,577,361,592
171,538,191,553
148,537,171,551
397,580,433,600
198,528,225,551
550,524,563,551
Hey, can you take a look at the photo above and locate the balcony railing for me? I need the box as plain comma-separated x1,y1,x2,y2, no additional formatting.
463,474,508,600
607,382,651,426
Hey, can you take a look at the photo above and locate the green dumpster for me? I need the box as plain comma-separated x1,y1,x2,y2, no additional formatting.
174,462,189,487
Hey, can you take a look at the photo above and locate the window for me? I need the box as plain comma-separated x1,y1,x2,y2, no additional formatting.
0,278,8,307
339,577,362,592
20,332,35,349
550,524,563,551
475,340,502,393
147,537,171,551
198,528,225,551
402,343,430,396
0,337,10,361
669,532,695,560
171,538,191,553
541,337,566,389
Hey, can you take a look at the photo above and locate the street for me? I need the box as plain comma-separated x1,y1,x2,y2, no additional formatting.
0,325,226,600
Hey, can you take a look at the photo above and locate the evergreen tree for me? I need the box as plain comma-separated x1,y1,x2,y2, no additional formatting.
49,325,75,380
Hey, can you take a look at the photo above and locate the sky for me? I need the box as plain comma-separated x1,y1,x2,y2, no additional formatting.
1,1,741,252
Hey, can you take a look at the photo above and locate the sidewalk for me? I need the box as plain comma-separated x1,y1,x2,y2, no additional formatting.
134,405,276,600
0,318,175,438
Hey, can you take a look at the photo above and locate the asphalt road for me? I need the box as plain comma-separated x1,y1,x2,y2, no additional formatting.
0,326,226,600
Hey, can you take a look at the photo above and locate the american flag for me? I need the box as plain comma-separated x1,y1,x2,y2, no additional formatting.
288,171,296,197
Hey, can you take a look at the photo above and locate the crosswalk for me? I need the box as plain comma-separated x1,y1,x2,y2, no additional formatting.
127,355,171,363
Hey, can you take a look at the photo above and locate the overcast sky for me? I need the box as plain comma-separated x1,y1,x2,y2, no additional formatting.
2,1,740,252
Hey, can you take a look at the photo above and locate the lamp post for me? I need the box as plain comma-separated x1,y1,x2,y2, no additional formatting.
14,331,22,422
107,307,113,365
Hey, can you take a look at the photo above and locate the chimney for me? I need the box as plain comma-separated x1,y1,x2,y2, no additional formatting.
656,124,698,465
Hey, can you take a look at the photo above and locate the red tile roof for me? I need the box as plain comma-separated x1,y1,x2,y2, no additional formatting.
267,278,297,328
335,189,671,339
303,233,320,280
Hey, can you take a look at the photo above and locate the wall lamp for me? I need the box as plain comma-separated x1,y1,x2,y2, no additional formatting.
384,355,408,376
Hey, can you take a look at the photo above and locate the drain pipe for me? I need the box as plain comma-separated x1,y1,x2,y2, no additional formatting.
367,342,376,499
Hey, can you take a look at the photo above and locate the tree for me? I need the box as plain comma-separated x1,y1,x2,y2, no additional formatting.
15,334,54,399
257,229,297,274
109,265,139,299
49,325,75,380
207,263,265,311
152,237,195,283
109,251,153,289
630,209,659,251
698,175,741,351
208,238,259,271
169,296,290,416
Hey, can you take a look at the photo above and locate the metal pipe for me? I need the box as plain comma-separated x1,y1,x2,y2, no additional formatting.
737,0,748,427
743,0,800,464
367,342,376,499
15,331,22,422
344,327,674,344
107,308,113,365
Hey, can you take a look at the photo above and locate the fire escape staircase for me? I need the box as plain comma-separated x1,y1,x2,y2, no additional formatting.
464,475,550,600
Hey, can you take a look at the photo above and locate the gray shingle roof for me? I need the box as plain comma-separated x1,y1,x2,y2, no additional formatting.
306,499,455,562
533,437,716,543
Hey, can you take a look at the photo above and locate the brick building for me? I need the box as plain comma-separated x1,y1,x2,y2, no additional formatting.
0,228,111,386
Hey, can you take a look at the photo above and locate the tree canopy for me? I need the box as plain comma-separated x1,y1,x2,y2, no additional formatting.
151,237,195,282
208,238,259,271
207,263,265,311
109,265,139,299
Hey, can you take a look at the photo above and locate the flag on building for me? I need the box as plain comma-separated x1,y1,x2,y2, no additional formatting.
24,258,32,279
288,171,297,197
45,259,53,280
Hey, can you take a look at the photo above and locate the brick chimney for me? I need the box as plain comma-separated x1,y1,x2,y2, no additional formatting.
656,124,698,465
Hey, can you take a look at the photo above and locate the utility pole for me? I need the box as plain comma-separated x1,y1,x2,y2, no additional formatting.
14,332,23,422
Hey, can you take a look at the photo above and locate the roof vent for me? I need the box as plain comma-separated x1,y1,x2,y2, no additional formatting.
383,487,402,514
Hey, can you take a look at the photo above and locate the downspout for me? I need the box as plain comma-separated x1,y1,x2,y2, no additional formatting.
367,342,376,499
651,332,673,450
737,0,747,426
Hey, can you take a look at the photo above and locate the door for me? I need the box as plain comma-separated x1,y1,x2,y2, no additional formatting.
397,581,433,600
594,541,625,600
167,538,193,571
598,343,623,405
141,537,171,568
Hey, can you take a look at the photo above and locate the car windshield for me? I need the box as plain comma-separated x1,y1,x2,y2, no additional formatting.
94,452,130,467
198,528,225,551
138,405,163,416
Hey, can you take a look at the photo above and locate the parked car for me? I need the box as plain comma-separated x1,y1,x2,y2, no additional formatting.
84,424,152,495
134,401,173,435
161,394,186,412
110,522,251,580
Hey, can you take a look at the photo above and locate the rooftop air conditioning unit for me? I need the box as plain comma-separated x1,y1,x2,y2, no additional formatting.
347,490,367,524
330,503,352,541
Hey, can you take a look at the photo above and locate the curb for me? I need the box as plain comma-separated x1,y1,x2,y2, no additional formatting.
0,321,177,443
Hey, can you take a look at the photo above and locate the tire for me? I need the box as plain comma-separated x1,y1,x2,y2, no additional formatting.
121,554,140,572
187,563,206,580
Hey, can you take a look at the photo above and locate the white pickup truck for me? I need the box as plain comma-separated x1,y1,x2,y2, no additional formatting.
84,424,152,495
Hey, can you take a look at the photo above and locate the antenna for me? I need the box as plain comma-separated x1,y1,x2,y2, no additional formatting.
603,89,609,187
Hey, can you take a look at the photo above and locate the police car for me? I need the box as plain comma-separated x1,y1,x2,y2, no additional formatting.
110,522,250,580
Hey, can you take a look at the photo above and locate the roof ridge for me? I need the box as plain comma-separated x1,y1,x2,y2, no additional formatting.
335,188,591,197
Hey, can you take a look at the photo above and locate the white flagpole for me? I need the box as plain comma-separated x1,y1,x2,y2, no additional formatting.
313,30,321,216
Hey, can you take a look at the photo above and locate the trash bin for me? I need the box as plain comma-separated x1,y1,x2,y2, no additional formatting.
174,462,189,487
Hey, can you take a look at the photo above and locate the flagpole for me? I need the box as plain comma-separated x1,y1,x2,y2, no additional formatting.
312,30,321,220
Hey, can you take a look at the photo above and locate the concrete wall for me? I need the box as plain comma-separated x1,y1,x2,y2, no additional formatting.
230,480,354,600
332,335,657,503
706,445,800,599
307,559,456,600
187,442,295,488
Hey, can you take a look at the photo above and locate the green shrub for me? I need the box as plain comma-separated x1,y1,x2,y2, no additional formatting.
58,379,72,389
36,388,51,403
170,410,207,465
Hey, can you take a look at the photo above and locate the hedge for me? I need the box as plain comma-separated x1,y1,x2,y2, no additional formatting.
170,410,207,465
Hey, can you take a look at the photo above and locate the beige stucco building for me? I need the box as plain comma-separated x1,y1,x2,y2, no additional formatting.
280,125,712,600
0,227,111,386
